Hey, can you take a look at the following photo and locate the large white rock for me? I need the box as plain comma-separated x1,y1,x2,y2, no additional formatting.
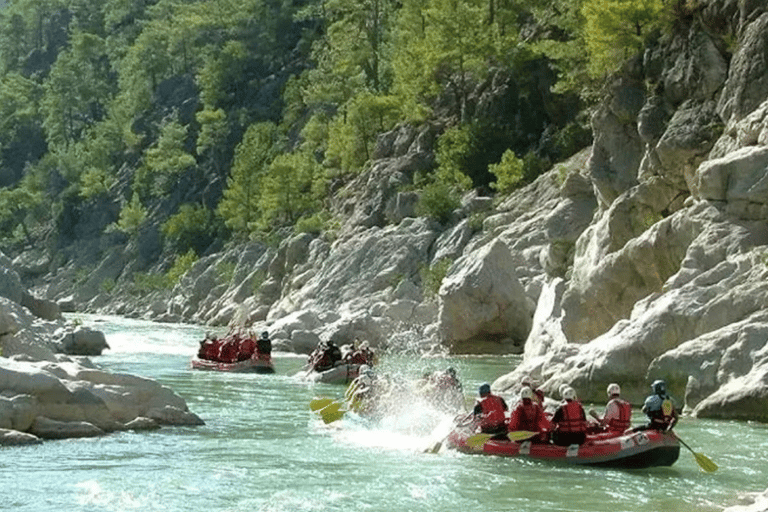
437,240,535,353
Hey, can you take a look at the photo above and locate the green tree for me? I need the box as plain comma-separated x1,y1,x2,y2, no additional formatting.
581,0,665,78
135,120,196,197
195,107,228,174
0,185,43,245
260,149,324,228
161,203,216,254
393,0,513,120
325,91,401,173
488,149,524,193
41,31,114,150
114,192,146,238
217,121,277,236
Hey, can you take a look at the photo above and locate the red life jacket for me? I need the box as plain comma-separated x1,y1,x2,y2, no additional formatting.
606,397,632,432
347,351,368,365
238,338,256,361
218,340,239,363
510,399,544,432
200,340,219,360
478,394,507,429
555,400,586,433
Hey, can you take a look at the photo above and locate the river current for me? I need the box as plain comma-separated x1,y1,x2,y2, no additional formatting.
1,315,767,512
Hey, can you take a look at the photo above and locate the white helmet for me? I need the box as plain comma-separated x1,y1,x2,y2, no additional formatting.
520,386,533,400
562,387,577,401
607,383,621,396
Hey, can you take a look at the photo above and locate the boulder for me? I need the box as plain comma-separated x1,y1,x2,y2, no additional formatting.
0,428,42,446
29,416,104,439
59,325,110,356
437,240,535,353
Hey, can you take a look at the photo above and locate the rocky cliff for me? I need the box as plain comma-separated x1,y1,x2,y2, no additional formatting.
14,1,768,422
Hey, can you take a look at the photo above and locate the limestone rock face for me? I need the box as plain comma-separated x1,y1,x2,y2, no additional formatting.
494,9,768,422
437,240,534,354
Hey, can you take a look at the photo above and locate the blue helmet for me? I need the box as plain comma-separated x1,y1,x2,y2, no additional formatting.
479,383,491,396
652,380,667,396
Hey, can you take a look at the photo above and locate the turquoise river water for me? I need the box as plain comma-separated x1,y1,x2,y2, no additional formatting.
1,315,767,512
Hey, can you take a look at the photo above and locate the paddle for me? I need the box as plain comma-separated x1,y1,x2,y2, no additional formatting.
465,430,539,449
318,400,347,424
673,432,718,472
424,413,474,454
309,397,335,411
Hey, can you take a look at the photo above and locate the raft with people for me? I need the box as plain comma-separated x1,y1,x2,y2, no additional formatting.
191,329,274,374
300,339,376,384
436,379,717,472
444,426,681,469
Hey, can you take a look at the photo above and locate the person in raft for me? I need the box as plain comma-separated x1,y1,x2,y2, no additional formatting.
473,383,508,435
551,387,588,446
638,379,678,431
507,386,550,441
520,376,545,406
257,331,272,356
589,383,633,434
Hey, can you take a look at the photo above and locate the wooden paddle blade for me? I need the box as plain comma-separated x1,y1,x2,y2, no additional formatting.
694,452,718,473
309,397,334,411
465,433,494,449
507,430,538,442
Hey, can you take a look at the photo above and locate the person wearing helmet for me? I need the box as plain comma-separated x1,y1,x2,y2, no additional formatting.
589,383,632,434
257,331,272,356
347,364,378,412
473,383,508,435
640,379,678,431
551,386,587,446
507,386,550,440
521,376,545,406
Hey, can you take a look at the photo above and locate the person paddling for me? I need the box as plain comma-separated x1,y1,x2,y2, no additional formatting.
589,383,632,434
507,386,550,441
638,379,678,431
473,383,508,435
551,387,587,446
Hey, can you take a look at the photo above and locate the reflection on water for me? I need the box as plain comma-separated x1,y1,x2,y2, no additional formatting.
0,315,765,512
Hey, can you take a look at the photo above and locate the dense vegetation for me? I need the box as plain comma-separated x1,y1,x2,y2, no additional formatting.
0,0,690,282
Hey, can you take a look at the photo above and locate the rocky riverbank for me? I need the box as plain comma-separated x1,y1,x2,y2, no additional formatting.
1,258,203,446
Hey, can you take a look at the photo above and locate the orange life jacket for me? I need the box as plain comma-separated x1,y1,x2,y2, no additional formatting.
555,400,586,433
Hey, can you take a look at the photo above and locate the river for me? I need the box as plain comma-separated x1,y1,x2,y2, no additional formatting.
1,315,767,512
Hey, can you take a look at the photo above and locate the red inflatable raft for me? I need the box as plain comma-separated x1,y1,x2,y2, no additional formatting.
446,428,680,469
191,354,275,373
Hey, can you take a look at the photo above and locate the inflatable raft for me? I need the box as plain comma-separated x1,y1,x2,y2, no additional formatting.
446,428,680,469
302,363,362,384
191,354,275,373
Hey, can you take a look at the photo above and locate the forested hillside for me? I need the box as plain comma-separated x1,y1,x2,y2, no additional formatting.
0,0,683,286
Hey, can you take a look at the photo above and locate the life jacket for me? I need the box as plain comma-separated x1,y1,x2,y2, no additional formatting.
478,394,507,429
347,351,368,365
645,395,675,428
218,340,239,363
511,399,544,432
200,340,220,360
606,397,632,431
555,400,586,433
238,338,256,361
